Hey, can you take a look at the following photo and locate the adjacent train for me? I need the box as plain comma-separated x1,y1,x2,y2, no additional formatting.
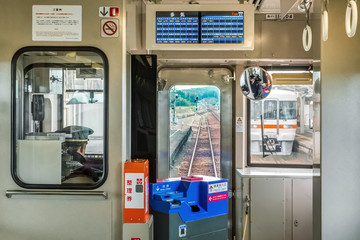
250,89,297,155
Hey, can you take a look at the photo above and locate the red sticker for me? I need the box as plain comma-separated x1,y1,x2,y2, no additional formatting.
208,193,228,202
110,7,119,17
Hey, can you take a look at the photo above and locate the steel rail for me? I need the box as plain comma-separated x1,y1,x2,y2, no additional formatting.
206,119,218,178
211,110,220,122
188,118,202,176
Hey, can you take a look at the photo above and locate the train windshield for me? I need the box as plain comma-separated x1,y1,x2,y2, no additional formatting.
279,101,296,120
264,100,277,120
250,101,262,120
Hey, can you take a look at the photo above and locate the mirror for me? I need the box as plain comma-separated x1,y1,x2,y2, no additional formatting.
240,67,272,100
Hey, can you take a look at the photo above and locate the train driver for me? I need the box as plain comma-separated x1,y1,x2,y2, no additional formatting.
249,75,261,99
57,125,100,183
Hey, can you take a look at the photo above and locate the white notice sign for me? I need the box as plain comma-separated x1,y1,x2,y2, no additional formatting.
32,5,82,41
208,182,228,194
124,173,145,209
236,116,244,133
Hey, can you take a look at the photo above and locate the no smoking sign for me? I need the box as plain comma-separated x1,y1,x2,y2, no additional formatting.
101,19,119,38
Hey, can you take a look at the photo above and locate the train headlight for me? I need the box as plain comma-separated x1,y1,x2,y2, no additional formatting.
283,125,293,129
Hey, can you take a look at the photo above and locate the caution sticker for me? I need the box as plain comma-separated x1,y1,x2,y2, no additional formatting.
208,182,228,194
208,193,228,202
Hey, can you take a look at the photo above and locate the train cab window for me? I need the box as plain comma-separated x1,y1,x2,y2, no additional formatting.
169,85,221,177
264,100,277,120
279,101,296,120
11,47,108,188
249,84,316,166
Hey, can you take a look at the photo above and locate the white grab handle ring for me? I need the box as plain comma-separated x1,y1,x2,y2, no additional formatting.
346,0,358,38
322,10,329,41
303,25,312,51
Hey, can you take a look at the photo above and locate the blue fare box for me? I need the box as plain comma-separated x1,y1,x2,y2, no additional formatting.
149,177,228,222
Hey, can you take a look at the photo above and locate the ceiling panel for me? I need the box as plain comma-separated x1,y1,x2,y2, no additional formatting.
148,0,308,14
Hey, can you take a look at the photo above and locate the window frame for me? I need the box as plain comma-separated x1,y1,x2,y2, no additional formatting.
11,46,109,189
246,95,313,169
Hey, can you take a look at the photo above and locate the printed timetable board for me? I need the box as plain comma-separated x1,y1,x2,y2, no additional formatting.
147,5,254,50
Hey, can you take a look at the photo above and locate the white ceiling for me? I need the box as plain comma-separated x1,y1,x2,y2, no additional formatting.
152,0,305,13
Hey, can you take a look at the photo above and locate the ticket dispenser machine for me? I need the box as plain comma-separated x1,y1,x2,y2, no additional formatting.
150,176,228,240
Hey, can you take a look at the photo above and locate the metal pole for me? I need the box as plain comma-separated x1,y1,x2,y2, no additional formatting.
300,97,305,134
261,114,265,158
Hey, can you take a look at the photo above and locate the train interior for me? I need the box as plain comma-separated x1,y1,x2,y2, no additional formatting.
0,0,359,239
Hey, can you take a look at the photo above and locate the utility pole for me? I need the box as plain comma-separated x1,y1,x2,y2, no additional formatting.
171,94,178,124
194,97,199,111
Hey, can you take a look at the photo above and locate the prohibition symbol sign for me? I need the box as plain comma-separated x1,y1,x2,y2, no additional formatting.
101,19,119,38
103,21,117,36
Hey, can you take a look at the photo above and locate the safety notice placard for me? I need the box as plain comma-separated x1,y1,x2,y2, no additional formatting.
32,5,82,41
101,19,119,38
208,182,228,194
208,193,228,203
236,116,243,133
99,7,119,18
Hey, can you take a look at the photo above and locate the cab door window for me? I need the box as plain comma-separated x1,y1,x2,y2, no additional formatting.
12,47,108,188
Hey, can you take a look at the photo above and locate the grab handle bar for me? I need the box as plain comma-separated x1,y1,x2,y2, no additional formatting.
6,190,108,199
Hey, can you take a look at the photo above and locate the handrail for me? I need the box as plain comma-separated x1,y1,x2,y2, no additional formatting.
6,190,108,199
346,0,358,38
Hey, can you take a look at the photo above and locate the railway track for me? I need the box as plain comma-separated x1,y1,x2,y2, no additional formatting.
187,115,218,177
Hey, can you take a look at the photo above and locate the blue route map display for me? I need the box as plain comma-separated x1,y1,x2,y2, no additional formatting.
156,11,244,44
201,11,244,44
156,12,199,44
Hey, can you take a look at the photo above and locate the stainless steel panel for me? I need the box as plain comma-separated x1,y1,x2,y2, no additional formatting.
250,178,285,240
157,90,170,179
235,171,250,240
312,70,321,165
123,215,154,240
284,178,293,240
312,175,321,240
293,178,312,240
321,1,360,239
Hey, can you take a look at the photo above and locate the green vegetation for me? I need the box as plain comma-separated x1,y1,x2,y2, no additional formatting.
170,86,220,107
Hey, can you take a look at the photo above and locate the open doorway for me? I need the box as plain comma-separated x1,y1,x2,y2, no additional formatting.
157,67,233,182
168,85,221,177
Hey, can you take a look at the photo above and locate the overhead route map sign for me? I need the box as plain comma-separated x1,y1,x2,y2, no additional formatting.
32,5,82,41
